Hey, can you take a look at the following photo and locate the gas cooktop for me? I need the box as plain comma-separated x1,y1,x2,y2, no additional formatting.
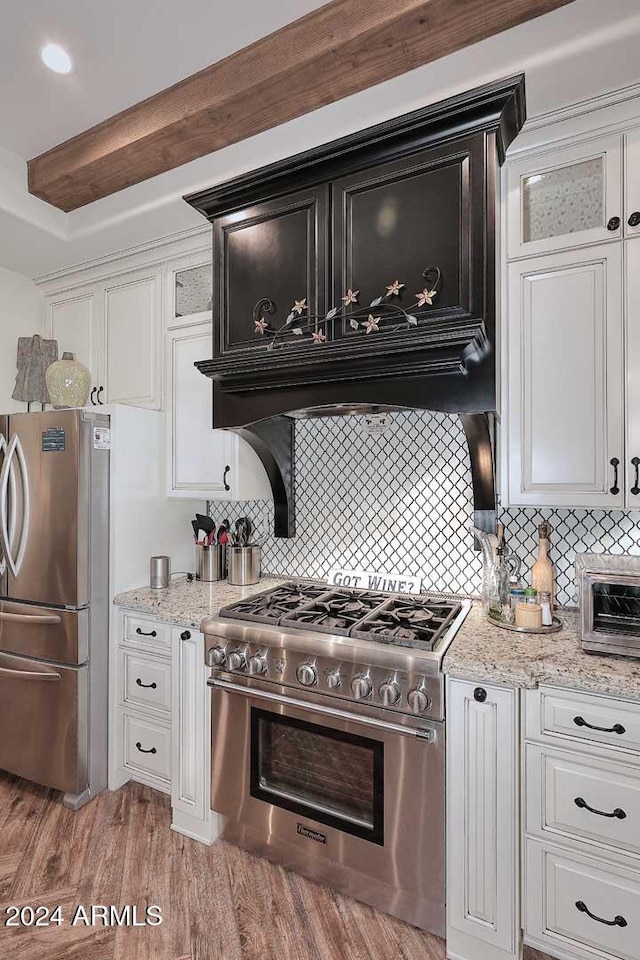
208,582,471,722
219,581,462,651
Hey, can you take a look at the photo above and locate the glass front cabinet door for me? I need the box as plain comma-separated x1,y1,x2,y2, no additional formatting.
507,134,623,258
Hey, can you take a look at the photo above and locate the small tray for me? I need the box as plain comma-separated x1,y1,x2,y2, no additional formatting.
485,615,563,635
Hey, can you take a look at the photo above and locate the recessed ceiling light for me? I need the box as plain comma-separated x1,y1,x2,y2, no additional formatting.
40,43,74,75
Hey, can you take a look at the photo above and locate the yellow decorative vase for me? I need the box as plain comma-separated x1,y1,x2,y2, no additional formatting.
45,352,91,409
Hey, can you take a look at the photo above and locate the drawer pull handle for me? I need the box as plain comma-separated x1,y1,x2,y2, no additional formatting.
574,796,627,819
135,678,157,690
135,742,157,755
575,901,627,928
135,627,157,638
574,716,625,735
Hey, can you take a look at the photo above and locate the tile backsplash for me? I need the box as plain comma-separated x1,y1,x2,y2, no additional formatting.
208,410,640,606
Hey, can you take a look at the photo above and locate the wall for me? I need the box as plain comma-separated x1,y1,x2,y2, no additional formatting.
0,265,45,411
208,411,640,607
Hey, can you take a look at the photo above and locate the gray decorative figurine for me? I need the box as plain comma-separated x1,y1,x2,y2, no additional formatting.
12,335,58,409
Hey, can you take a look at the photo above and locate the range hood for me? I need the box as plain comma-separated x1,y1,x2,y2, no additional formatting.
185,76,526,538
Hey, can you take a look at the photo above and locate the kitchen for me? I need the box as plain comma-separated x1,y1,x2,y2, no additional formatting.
1,2,640,959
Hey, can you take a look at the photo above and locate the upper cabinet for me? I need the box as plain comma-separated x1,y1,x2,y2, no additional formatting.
44,268,163,409
507,245,624,508
507,134,623,259
332,138,483,339
625,128,640,238
186,77,527,422
46,286,101,394
103,268,162,408
504,116,640,511
213,187,328,357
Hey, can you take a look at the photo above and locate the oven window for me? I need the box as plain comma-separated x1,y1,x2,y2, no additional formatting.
592,582,640,636
250,708,384,844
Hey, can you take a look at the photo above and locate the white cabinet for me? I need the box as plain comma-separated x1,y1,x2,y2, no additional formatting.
625,129,640,238
44,268,162,409
46,286,101,396
111,610,217,844
507,244,624,507
171,626,212,839
507,134,623,259
165,320,271,500
523,686,640,960
103,268,162,408
447,679,520,960
626,238,640,503
166,322,235,498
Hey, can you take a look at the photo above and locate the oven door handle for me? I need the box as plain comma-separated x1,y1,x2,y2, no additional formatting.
208,677,436,741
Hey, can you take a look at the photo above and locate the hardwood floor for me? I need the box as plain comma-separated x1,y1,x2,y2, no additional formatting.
0,771,547,960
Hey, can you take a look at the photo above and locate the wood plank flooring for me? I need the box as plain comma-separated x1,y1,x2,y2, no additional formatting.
0,771,549,960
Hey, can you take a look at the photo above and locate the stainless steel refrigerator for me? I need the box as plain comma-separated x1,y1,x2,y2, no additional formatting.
0,409,109,809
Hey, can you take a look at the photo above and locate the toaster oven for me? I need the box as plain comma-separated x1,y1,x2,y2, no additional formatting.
577,554,640,658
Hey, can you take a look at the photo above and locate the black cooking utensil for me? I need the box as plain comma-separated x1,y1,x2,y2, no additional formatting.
195,513,215,535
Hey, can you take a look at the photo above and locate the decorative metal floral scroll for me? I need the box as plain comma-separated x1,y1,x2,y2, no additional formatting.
252,267,442,349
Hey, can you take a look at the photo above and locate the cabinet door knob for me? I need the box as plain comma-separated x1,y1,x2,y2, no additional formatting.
223,464,231,491
628,211,640,227
607,216,621,231
631,457,640,496
96,386,104,405
610,457,620,495
180,630,191,641
90,387,97,406
474,687,487,703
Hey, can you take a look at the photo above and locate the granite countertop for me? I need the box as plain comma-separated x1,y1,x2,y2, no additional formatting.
444,603,640,701
113,576,286,629
114,578,640,701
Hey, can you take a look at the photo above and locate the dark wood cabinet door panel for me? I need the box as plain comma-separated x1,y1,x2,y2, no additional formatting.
213,187,328,356
332,137,483,339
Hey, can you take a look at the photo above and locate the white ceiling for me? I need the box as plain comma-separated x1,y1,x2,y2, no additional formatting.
0,0,328,158
1,0,640,280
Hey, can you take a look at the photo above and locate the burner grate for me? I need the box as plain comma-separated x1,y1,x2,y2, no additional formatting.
351,596,462,650
281,589,389,636
219,581,328,624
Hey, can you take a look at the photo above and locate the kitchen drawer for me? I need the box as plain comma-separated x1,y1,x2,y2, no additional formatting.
121,650,171,715
122,712,171,783
526,839,640,960
526,743,640,860
526,687,640,756
122,615,171,653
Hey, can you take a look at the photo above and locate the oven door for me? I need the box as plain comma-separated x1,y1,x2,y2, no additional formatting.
209,675,445,932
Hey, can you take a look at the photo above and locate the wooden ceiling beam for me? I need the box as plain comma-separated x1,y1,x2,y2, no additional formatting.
28,0,576,212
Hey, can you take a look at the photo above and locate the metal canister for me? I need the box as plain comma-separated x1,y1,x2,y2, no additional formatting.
150,555,171,590
227,545,261,586
196,544,227,582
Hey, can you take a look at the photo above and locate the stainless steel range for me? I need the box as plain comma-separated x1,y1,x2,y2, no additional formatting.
202,581,470,935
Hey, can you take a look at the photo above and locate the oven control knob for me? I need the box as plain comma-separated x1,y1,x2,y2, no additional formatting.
326,670,342,690
296,663,317,686
407,688,430,714
227,650,247,671
351,676,373,700
248,654,267,676
378,681,401,706
209,646,226,667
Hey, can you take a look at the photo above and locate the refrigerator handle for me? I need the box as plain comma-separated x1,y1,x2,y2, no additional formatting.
0,434,30,578
0,433,18,579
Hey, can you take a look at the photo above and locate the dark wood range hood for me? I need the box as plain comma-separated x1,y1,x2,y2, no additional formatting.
185,76,526,537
